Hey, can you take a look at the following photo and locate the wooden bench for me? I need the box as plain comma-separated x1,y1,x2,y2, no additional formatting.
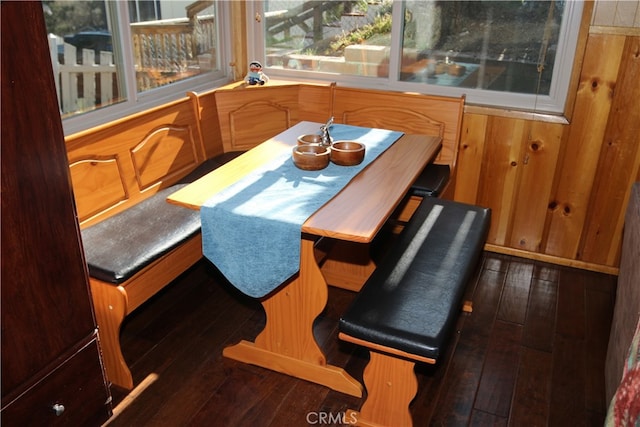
206,81,466,237
338,197,491,427
66,94,242,390
65,81,467,391
208,82,464,201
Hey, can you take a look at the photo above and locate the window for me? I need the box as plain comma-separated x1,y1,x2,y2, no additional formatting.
43,0,231,134
251,1,583,114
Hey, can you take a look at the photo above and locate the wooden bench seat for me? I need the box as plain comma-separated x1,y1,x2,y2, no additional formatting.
82,153,246,285
65,87,244,391
84,153,242,390
338,197,490,427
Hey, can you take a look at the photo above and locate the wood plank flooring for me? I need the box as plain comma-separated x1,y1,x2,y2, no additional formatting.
105,251,616,426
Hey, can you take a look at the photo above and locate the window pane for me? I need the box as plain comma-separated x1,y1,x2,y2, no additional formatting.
264,0,393,77
129,0,161,22
43,0,125,118
400,1,564,95
130,0,220,93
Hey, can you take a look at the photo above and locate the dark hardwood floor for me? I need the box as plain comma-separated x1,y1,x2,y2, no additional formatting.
105,251,616,426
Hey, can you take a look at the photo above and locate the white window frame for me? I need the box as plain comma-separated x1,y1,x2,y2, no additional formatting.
247,1,584,115
61,1,233,136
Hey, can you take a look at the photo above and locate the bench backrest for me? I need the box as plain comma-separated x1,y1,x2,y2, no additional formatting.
66,96,206,228
211,81,335,153
214,84,300,152
66,83,464,228
332,87,465,171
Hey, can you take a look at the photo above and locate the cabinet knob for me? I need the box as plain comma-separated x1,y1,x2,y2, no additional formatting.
52,403,65,416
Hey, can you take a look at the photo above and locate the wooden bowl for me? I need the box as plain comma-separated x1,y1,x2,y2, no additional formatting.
330,141,365,166
297,134,323,145
447,63,466,77
292,144,330,170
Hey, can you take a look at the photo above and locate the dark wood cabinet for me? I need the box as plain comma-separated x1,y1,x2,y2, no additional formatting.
1,2,111,425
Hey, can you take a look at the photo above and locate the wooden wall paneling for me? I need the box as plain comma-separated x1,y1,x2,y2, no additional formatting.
544,34,626,259
580,36,640,266
509,121,564,253
455,113,488,204
562,1,595,121
478,116,527,246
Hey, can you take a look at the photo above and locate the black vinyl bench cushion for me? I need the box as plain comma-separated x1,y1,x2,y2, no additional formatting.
410,163,450,198
81,184,200,284
339,197,490,361
81,152,245,285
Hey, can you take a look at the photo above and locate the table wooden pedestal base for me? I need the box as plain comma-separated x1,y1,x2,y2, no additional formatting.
223,341,362,397
321,241,376,292
222,238,363,397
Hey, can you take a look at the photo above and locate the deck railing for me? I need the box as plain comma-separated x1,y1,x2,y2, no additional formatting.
131,15,215,73
48,35,117,116
48,11,215,116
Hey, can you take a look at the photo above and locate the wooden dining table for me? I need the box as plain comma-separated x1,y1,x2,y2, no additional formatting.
167,121,442,397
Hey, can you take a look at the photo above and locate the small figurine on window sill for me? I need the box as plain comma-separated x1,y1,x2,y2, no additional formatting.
244,61,269,86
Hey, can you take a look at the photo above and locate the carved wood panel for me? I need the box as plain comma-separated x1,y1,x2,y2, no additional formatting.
131,125,200,190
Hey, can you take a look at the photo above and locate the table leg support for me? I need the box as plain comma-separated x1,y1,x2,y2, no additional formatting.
223,238,363,397
223,341,362,396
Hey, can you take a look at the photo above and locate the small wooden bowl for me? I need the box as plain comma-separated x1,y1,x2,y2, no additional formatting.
330,141,365,166
297,134,323,145
292,144,330,170
447,63,466,77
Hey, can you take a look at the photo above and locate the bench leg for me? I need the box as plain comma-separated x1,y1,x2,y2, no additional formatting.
89,280,133,390
349,350,418,427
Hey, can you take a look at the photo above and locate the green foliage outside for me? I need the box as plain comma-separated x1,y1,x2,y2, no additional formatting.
42,1,108,37
330,10,392,54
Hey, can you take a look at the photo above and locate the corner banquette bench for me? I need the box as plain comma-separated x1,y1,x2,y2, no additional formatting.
211,81,465,202
339,196,491,427
65,93,242,390
65,80,466,391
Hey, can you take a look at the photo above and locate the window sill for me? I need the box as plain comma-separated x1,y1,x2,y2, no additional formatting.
464,104,570,125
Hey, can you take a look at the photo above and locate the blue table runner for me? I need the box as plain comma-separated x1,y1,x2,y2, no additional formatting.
200,124,403,298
